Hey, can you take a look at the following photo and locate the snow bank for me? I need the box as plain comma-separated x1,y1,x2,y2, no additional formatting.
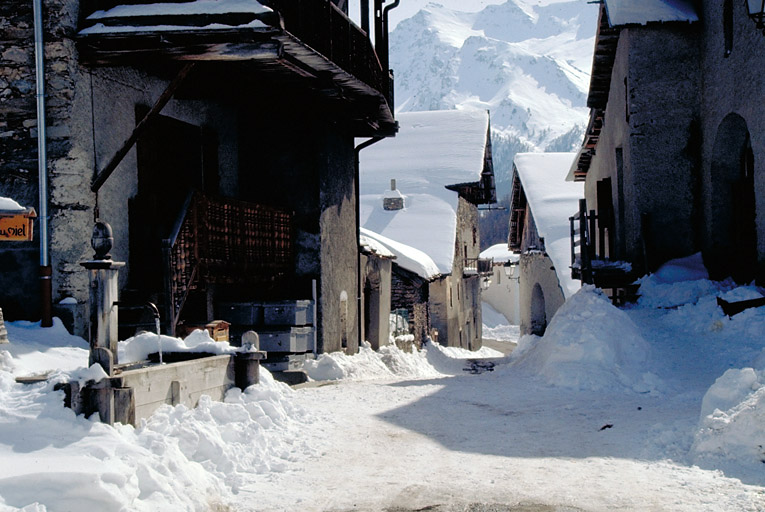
4,318,89,377
118,329,239,364
304,343,443,381
637,253,735,309
304,341,504,382
0,356,313,510
481,323,520,343
691,368,765,485
510,286,661,393
0,196,24,211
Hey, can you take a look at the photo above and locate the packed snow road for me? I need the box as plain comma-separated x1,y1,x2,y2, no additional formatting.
1,274,765,511
233,367,762,511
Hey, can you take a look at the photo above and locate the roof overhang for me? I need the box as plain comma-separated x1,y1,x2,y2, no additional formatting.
77,8,396,137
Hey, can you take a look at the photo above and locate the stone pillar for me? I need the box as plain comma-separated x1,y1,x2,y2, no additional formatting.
80,222,123,374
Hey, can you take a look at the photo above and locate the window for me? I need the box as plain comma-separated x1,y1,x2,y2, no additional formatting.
724,0,733,57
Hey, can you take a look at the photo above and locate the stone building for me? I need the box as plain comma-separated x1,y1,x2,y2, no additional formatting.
509,153,582,335
570,0,765,285
359,110,496,349
359,230,394,350
0,0,397,356
479,244,520,326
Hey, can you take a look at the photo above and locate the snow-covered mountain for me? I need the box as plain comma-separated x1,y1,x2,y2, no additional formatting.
389,0,599,197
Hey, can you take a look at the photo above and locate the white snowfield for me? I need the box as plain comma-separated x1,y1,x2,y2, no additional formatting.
2,255,765,511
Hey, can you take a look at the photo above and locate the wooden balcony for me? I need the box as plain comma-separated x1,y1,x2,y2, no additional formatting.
77,0,396,136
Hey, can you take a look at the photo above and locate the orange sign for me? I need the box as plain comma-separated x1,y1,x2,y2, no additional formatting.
0,208,36,241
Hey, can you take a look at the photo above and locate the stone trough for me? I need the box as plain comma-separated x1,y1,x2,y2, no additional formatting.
61,351,265,426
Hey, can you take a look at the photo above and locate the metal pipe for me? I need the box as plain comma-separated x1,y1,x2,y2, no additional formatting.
33,0,52,327
354,137,384,350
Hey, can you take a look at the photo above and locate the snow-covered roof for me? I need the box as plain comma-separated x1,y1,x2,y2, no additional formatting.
359,232,395,259
87,0,272,19
604,0,698,26
359,109,490,274
514,152,583,298
360,228,440,280
479,244,520,264
80,0,273,35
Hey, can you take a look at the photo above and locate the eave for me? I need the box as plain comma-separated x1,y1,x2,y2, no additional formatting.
76,14,396,137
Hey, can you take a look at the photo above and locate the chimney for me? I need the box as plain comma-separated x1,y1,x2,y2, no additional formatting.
383,179,405,210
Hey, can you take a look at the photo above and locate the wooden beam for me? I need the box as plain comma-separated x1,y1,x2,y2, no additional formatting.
91,62,195,192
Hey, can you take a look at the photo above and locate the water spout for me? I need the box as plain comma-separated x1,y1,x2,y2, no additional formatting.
146,302,163,364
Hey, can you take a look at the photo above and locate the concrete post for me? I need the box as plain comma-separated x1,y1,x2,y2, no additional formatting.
80,221,123,374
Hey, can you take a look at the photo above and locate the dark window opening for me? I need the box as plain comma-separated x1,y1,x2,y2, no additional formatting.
724,0,733,57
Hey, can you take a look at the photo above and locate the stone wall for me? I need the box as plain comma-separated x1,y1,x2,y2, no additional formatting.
318,126,360,354
699,0,765,281
585,25,701,273
518,251,565,336
0,0,80,321
482,264,520,325
361,253,392,349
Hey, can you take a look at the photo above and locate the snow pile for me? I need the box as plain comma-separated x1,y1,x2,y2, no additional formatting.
69,363,110,385
637,253,729,309
482,323,520,343
118,329,239,363
304,343,444,381
0,354,314,510
140,371,314,491
691,368,765,485
0,196,25,211
510,286,661,393
304,341,504,382
4,318,89,377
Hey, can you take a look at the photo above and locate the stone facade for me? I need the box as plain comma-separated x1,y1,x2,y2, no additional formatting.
585,24,700,272
518,251,565,336
360,251,392,349
481,263,520,326
0,0,80,320
428,196,483,349
582,1,765,282
0,0,393,356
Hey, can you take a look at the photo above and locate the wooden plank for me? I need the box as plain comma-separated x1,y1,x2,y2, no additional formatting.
91,62,196,192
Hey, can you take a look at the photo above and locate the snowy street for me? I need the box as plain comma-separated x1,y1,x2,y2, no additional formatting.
238,375,762,512
2,277,765,511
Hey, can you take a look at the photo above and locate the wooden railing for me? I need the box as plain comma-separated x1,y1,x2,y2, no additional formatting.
464,258,493,276
163,192,200,336
262,0,391,104
569,198,595,284
163,193,293,335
